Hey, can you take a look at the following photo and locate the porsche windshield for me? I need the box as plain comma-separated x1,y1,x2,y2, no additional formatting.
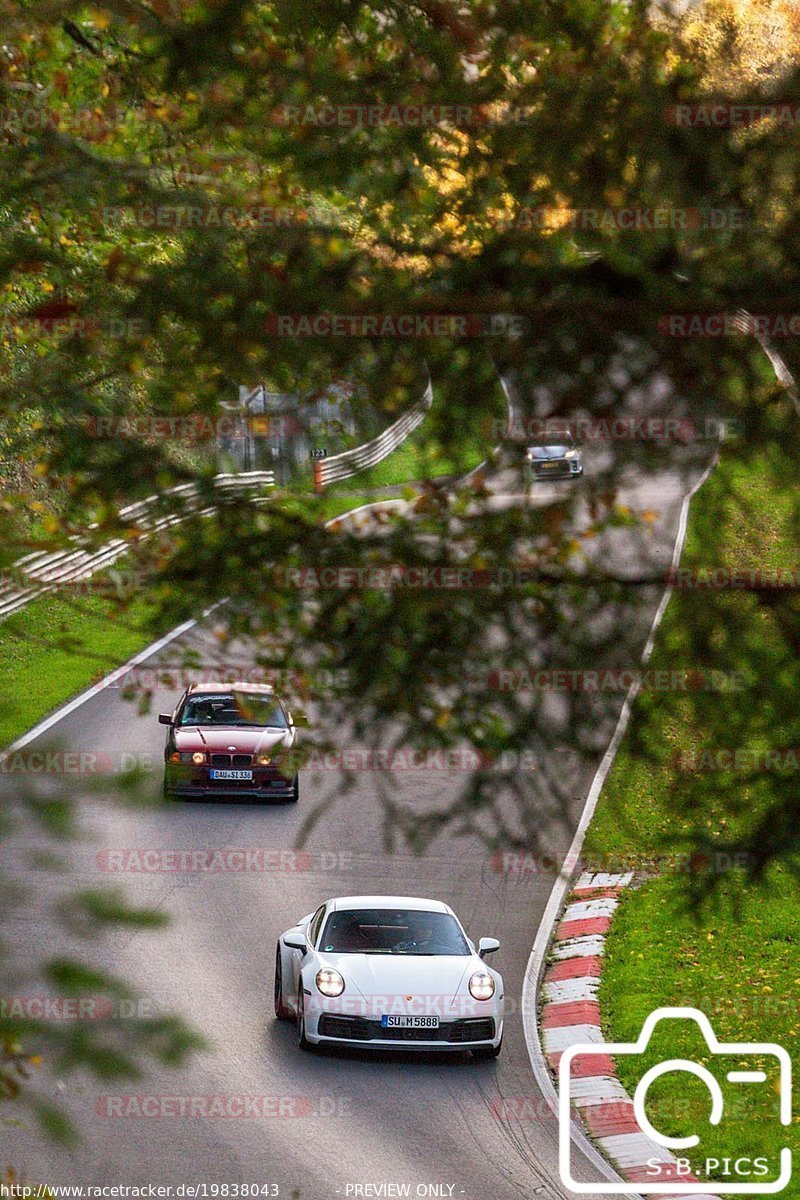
319,909,469,955
178,692,288,729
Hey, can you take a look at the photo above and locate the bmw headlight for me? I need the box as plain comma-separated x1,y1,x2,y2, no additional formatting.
256,753,272,765
191,751,205,765
316,967,345,997
469,970,496,1001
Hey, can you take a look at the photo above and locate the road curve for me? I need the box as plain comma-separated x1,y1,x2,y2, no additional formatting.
3,443,711,1200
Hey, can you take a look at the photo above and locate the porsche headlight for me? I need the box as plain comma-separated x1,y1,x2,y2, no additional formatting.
469,970,495,1001
316,968,345,998
564,449,579,459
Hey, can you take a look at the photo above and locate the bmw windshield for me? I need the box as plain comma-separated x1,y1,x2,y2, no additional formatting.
178,692,289,729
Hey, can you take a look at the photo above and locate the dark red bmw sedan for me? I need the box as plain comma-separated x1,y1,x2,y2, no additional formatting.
160,682,305,801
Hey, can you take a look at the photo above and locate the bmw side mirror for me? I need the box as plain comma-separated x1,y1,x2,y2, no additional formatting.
158,714,173,725
284,935,308,952
478,937,500,958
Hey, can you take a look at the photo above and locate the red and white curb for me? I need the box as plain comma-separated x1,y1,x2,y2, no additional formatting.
541,871,720,1198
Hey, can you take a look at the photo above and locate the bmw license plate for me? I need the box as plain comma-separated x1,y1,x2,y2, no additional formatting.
381,1014,439,1029
210,769,253,781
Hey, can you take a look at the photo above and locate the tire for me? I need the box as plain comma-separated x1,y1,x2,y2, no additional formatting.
296,989,311,1050
472,1039,502,1061
274,947,292,1020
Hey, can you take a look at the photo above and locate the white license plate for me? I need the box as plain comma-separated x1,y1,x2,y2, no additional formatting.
381,1014,440,1029
210,769,253,781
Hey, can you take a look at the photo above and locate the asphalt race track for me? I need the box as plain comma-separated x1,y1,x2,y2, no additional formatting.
3,441,711,1200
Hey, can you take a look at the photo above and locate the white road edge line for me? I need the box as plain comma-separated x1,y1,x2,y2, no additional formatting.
520,444,721,1194
6,603,224,753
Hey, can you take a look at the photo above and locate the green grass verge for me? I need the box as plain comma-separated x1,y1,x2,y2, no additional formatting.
324,428,483,493
585,431,799,1190
0,589,164,748
313,491,399,523
600,868,797,1187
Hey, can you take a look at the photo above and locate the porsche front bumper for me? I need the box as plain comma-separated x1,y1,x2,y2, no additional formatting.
304,1006,503,1051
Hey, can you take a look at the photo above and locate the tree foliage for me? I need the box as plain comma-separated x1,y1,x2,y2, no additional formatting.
1,0,800,1138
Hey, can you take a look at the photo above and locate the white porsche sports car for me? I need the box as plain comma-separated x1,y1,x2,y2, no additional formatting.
275,895,503,1058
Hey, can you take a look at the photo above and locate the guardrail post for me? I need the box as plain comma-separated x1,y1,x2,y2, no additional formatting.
313,460,324,493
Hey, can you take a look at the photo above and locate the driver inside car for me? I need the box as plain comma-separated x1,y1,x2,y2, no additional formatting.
395,919,436,953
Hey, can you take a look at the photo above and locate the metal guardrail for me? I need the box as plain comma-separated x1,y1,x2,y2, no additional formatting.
0,471,276,620
732,309,800,417
2,378,435,618
324,373,516,532
312,380,433,491
0,370,515,614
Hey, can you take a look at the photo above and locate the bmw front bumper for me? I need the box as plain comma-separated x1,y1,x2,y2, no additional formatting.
164,765,295,800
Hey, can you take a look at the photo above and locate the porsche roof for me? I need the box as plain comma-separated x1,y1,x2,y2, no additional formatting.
329,896,450,913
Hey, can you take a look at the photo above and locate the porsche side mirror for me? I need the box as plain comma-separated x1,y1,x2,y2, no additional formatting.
478,937,500,958
284,935,308,953
158,714,173,725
